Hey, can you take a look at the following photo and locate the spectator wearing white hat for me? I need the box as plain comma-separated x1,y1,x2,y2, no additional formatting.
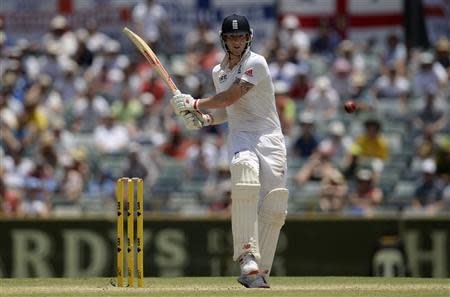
411,158,445,215
43,15,78,58
318,120,352,167
336,40,365,73
413,52,448,97
279,14,310,59
305,76,340,120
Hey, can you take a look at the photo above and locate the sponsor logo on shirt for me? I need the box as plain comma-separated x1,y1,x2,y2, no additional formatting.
244,68,253,77
218,71,227,83
237,64,242,74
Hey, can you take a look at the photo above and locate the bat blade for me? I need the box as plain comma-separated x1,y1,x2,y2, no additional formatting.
122,27,179,96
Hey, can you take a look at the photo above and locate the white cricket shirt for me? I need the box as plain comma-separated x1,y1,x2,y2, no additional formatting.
212,51,282,133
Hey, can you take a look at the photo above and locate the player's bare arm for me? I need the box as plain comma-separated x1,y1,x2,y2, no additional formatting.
197,78,255,110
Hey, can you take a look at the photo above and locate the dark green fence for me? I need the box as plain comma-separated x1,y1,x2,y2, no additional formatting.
0,215,448,278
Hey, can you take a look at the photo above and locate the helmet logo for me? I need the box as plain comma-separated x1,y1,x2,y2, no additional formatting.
232,20,238,30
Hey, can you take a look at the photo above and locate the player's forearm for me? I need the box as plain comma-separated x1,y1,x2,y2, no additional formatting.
197,86,241,109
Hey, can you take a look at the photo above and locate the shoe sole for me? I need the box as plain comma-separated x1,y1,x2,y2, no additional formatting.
237,275,270,289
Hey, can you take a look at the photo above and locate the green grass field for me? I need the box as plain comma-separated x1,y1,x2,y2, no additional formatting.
1,277,449,297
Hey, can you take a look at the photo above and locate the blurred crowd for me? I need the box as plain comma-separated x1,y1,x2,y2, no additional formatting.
1,0,450,218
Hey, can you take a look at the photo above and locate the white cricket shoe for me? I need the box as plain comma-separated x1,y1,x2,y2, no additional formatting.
238,252,259,276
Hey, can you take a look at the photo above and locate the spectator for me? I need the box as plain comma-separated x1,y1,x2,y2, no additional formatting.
86,168,116,199
59,153,87,202
198,37,222,71
111,87,144,125
160,125,193,160
0,89,21,153
73,28,94,68
411,127,439,175
70,83,109,132
413,52,447,97
2,145,34,187
436,139,450,179
53,58,80,102
186,22,217,53
274,80,296,141
311,21,341,58
319,120,352,167
292,111,319,158
22,162,56,217
295,140,343,186
331,58,352,99
443,182,450,212
122,143,149,180
93,112,130,154
132,0,172,52
348,168,383,215
354,118,389,161
85,20,111,54
413,86,448,134
410,159,445,215
319,167,348,213
269,48,299,85
185,136,215,181
140,70,167,104
279,15,310,59
38,75,64,123
0,167,23,217
38,132,58,168
434,37,450,77
349,72,373,111
42,15,78,59
305,76,340,120
336,40,365,73
289,67,311,101
136,93,167,146
372,63,410,103
88,40,127,84
381,34,406,73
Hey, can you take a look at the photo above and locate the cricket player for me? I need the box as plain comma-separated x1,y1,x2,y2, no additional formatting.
171,14,288,288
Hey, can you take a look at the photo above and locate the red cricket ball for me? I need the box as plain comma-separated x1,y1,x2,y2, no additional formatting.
344,100,356,113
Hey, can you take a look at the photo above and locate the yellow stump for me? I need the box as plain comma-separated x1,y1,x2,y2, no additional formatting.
127,179,135,287
136,178,144,288
116,179,124,287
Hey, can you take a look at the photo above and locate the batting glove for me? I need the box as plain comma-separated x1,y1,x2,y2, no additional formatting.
182,111,212,130
170,93,199,115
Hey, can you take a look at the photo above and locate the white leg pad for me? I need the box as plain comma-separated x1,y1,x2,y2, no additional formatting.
258,188,289,277
230,152,261,261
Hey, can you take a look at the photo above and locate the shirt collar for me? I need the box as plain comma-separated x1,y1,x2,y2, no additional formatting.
221,50,251,70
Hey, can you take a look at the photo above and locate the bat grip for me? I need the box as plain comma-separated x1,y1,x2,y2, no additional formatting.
173,89,188,116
